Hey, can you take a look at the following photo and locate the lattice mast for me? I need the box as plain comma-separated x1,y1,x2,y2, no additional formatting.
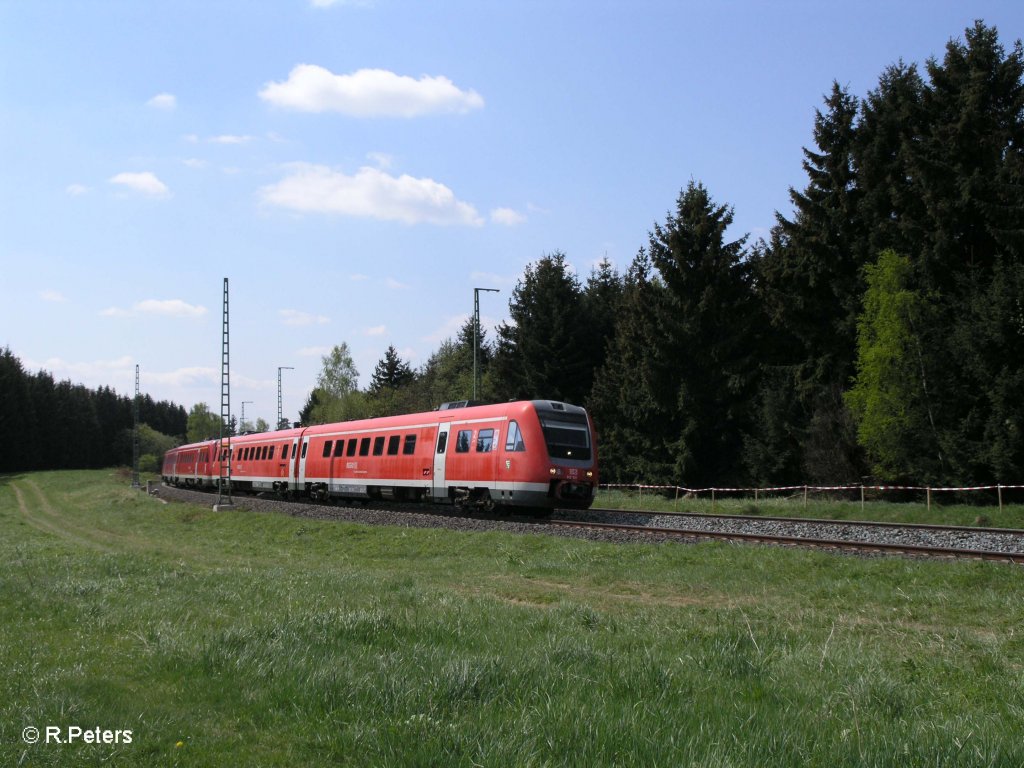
131,364,141,489
217,277,233,506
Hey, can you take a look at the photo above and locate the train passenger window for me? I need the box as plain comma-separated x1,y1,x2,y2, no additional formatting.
455,430,473,453
263,446,269,460
436,432,448,454
476,429,495,453
347,438,357,456
282,444,289,461
359,437,371,456
403,434,417,455
505,420,526,452
334,440,345,457
323,440,333,458
269,446,275,460
387,435,400,455
373,436,385,456
301,442,308,459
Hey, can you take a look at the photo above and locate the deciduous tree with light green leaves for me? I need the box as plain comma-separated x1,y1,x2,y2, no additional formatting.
845,250,944,481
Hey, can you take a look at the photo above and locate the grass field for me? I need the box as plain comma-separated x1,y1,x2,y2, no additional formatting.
2,470,1023,766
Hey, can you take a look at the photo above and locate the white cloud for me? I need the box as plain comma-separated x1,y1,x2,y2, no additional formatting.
490,207,526,226
109,171,170,198
366,151,394,169
25,355,135,383
65,183,89,196
280,309,330,326
135,299,206,317
385,277,410,290
259,65,484,117
208,134,255,144
104,299,206,318
147,92,177,111
39,290,66,303
260,163,483,226
310,0,373,7
149,366,218,386
365,325,387,336
183,158,207,169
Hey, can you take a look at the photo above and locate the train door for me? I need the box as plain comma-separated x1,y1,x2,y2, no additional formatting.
432,423,450,501
293,437,306,491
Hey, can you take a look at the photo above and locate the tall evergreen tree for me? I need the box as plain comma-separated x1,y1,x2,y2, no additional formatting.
0,348,36,472
369,345,415,393
648,181,759,485
588,251,673,481
490,252,592,403
913,21,1024,288
752,83,865,482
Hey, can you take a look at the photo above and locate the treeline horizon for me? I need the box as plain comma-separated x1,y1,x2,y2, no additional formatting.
0,347,187,473
305,21,1023,488
3,22,1021,487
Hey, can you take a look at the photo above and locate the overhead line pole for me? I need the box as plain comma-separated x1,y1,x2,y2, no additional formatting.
131,364,140,489
216,277,234,510
473,287,500,400
277,366,293,430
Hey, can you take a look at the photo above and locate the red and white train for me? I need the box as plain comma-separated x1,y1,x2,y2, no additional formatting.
162,399,597,511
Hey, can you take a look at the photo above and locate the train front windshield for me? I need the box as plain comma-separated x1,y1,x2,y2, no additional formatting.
540,416,591,460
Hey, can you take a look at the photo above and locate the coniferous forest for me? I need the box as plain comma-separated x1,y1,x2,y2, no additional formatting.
3,22,1022,486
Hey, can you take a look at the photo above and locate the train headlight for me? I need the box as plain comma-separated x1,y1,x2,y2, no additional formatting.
549,467,559,476
586,471,593,478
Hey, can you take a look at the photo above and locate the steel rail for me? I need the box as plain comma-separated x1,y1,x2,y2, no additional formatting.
584,506,1024,535
548,518,1024,563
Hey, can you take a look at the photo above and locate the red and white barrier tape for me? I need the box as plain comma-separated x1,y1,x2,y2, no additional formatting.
602,483,1024,494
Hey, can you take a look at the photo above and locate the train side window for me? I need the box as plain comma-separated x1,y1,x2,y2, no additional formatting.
347,438,357,456
359,437,371,456
282,444,289,461
373,436,385,456
436,432,448,454
334,440,345,457
269,446,275,460
322,440,333,458
301,442,308,459
403,434,417,455
505,420,526,452
387,435,400,455
476,428,495,453
455,430,472,453
263,446,270,460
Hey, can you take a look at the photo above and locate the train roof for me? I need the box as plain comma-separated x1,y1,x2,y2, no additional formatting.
166,399,590,454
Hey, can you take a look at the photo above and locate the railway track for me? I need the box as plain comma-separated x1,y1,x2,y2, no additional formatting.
158,484,1024,563
550,507,1024,563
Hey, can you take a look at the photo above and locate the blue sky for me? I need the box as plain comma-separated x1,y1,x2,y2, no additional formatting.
2,0,1022,428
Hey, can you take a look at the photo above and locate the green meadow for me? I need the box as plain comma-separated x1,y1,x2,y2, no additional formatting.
2,470,1023,767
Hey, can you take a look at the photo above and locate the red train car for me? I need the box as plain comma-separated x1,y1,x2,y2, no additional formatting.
162,400,597,511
